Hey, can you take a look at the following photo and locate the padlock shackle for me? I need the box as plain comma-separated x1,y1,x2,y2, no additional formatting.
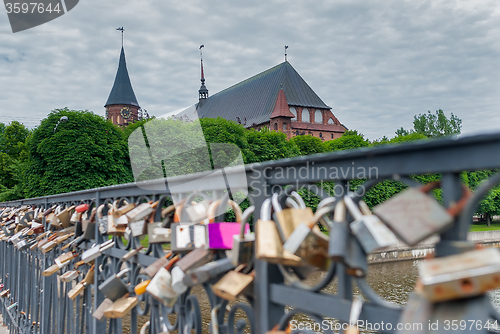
333,201,346,223
285,197,299,209
307,206,336,229
260,198,272,221
239,206,255,238
116,267,131,278
290,191,306,209
207,195,243,223
344,195,364,221
271,193,283,213
179,192,212,222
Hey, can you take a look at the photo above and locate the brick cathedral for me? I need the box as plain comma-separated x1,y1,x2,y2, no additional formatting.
105,45,346,140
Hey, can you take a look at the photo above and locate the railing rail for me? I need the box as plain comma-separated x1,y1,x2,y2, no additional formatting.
1,132,500,333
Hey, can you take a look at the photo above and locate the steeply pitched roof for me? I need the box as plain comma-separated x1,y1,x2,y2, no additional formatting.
105,47,139,107
270,89,295,118
194,61,330,126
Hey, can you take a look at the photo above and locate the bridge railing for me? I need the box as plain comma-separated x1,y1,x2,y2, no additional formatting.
2,131,500,334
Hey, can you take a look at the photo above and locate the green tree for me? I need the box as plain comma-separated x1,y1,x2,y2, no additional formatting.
289,135,325,156
245,128,300,163
0,121,29,157
323,130,370,152
402,109,461,138
24,108,133,197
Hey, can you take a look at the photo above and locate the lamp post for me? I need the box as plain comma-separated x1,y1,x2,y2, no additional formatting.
53,116,68,133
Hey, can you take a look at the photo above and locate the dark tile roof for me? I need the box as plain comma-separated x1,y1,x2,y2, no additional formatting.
105,47,139,107
194,61,330,127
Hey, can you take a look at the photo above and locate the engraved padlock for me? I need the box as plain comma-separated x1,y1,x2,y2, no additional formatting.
373,181,471,246
98,268,131,302
344,195,399,254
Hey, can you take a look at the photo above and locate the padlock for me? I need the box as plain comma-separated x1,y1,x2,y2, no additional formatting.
96,204,109,235
81,240,114,263
93,298,113,321
373,181,471,246
283,205,333,270
121,246,144,262
345,297,363,334
82,207,96,240
19,210,34,227
344,195,399,254
0,290,9,298
143,252,174,278
255,196,304,266
145,267,178,307
113,201,135,218
186,198,211,223
171,248,214,293
212,265,254,301
171,266,188,294
107,205,127,236
98,268,131,302
419,247,500,302
273,191,315,241
183,258,235,287
206,197,248,250
231,206,255,266
147,200,176,243
126,203,154,223
103,296,138,318
60,270,79,283
42,264,61,277
57,206,75,228
68,265,95,300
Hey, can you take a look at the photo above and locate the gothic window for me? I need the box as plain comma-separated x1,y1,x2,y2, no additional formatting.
328,118,335,124
315,110,322,123
289,107,297,121
319,133,323,138
274,123,278,130
283,123,287,130
302,108,310,123
331,134,334,139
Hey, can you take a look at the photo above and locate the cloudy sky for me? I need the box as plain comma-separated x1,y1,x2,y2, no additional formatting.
1,0,499,140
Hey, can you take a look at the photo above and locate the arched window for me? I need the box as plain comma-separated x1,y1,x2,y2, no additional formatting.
328,118,334,124
319,133,323,138
274,123,278,130
289,107,297,121
331,134,334,139
302,108,310,123
315,110,322,123
283,123,287,130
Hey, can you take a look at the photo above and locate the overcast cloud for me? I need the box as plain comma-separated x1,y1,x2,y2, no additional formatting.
1,0,499,140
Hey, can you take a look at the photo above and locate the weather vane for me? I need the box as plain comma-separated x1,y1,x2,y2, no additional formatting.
117,27,125,47
285,45,288,61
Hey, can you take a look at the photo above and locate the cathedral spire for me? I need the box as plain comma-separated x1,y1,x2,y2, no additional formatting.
198,45,209,101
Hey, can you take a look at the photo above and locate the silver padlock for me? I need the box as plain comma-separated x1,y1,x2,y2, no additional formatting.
171,266,187,294
231,206,255,266
344,195,398,254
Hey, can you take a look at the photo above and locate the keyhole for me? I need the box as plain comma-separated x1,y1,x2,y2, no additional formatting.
460,278,474,293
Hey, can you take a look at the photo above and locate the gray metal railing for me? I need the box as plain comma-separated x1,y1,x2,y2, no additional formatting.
2,131,500,334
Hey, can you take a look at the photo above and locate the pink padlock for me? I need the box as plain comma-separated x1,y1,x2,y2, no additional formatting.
206,198,249,250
